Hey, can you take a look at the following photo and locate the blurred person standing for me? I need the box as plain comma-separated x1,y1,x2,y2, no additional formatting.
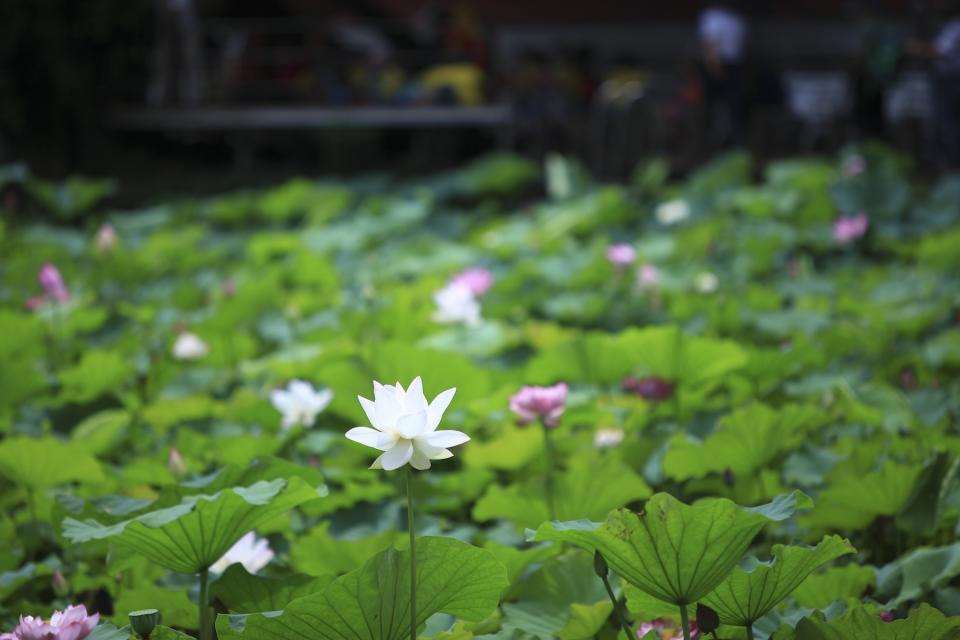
911,1,960,167
932,3,960,166
697,1,750,147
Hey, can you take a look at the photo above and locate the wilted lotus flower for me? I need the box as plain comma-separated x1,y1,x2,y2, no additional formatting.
510,383,568,428
270,380,334,430
94,224,117,253
432,282,481,326
450,267,494,297
655,199,690,226
832,212,869,245
607,243,637,268
842,154,866,177
210,531,274,575
593,427,624,449
346,377,468,471
636,617,698,639
172,331,209,360
623,375,674,401
694,271,718,293
12,605,99,640
638,264,660,289
38,264,69,303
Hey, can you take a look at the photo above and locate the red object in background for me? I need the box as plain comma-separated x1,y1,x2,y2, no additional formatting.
623,375,674,401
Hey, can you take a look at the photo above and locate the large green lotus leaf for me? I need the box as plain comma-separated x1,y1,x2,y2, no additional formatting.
212,564,334,613
876,543,960,606
290,522,401,576
463,425,544,471
57,349,135,404
785,603,960,640
473,459,651,528
663,403,829,480
0,436,104,488
501,552,611,640
525,325,747,387
368,343,492,405
701,536,855,627
216,536,508,640
63,478,320,574
530,491,811,605
113,579,196,629
792,564,876,609
800,461,923,532
70,409,131,456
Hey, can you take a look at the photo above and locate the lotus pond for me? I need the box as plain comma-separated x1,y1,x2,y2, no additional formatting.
0,146,959,640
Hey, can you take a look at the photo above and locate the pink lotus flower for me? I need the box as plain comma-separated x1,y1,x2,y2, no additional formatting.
638,264,660,288
94,224,117,253
636,618,698,639
509,383,568,428
832,212,869,245
38,264,69,303
607,243,637,268
450,267,494,297
10,605,98,640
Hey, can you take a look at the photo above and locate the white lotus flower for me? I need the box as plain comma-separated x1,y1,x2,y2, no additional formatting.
432,282,481,326
271,380,333,430
345,377,469,471
593,427,625,448
210,532,274,575
172,331,209,360
655,199,690,225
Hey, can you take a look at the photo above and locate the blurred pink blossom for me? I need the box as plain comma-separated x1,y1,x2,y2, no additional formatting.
509,383,568,428
9,605,98,640
638,263,660,288
832,212,869,244
636,618,698,639
450,267,494,297
38,264,69,303
606,243,637,268
94,224,117,253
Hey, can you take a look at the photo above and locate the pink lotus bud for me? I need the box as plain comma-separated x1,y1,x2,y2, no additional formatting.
94,224,117,253
880,611,895,622
167,448,186,475
606,243,636,268
450,267,494,297
38,264,69,303
832,212,870,245
222,279,237,297
509,383,568,428
13,604,99,640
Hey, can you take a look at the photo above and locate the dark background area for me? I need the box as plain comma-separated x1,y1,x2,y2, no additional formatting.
0,0,955,195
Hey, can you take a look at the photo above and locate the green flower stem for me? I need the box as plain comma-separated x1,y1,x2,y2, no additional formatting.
746,625,755,640
679,605,691,640
598,572,633,640
406,466,417,640
199,567,211,640
540,420,557,521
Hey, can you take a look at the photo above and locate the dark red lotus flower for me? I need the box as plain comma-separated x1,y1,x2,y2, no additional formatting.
623,376,674,401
